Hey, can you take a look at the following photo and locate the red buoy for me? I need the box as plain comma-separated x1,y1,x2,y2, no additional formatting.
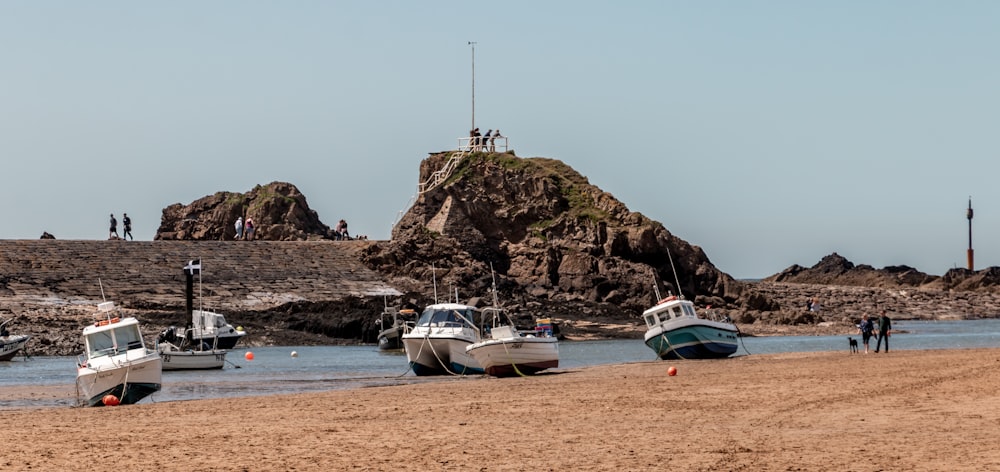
244,351,255,361
667,366,677,376
102,394,120,406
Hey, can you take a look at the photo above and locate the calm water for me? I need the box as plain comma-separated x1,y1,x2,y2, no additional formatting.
3,319,999,409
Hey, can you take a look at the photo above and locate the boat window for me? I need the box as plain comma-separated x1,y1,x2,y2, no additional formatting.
683,305,697,317
86,330,115,358
114,324,144,351
416,308,474,327
643,314,658,327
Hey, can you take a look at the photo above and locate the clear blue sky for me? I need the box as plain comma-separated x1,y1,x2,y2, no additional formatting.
2,2,998,279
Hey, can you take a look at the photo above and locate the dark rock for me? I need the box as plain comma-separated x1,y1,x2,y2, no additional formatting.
155,181,334,241
40,232,55,239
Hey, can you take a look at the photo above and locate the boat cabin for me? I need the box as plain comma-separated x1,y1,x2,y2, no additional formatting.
83,303,145,359
643,299,697,329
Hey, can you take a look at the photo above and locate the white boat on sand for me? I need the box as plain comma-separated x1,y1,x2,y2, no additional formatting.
466,309,559,377
76,301,162,407
402,302,483,376
642,295,738,360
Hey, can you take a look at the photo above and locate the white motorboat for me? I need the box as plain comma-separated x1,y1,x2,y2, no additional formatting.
642,295,739,360
401,302,483,376
156,326,226,371
0,318,30,361
76,301,162,406
466,309,559,377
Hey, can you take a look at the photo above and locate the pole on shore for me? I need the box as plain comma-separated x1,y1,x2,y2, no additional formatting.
967,197,974,271
468,41,476,132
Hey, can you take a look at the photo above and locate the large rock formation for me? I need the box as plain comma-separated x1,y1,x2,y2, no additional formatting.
362,151,752,318
155,182,334,241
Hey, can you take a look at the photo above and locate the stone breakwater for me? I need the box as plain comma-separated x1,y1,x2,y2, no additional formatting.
0,239,401,356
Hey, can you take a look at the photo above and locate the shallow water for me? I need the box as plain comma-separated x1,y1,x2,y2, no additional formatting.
2,319,998,409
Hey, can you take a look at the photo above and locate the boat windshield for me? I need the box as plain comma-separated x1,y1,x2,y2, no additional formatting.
85,324,144,358
416,307,476,328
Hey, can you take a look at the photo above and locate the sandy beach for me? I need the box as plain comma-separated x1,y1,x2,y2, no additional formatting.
3,348,999,471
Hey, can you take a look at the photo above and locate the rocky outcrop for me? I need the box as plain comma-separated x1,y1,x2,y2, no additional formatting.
155,182,334,241
362,152,752,317
765,252,1000,292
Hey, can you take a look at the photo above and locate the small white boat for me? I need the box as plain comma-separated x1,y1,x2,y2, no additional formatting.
466,309,559,377
642,295,739,360
401,303,484,376
156,326,226,371
76,301,162,407
0,318,30,361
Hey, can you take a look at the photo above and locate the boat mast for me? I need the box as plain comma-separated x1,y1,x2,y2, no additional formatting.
666,246,684,299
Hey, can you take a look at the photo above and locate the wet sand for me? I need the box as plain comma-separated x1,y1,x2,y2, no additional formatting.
3,348,1000,471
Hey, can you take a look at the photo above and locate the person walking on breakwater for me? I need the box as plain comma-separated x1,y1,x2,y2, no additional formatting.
109,213,119,240
234,216,244,240
244,217,255,241
875,310,892,353
335,219,349,240
858,313,875,354
122,213,133,241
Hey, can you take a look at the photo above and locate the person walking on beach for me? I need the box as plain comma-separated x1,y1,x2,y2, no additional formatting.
875,310,892,353
122,213,133,241
858,314,875,354
234,216,244,240
244,217,255,241
109,213,119,239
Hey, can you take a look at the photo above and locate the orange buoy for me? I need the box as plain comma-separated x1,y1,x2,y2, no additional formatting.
102,394,120,406
244,351,255,361
667,366,677,376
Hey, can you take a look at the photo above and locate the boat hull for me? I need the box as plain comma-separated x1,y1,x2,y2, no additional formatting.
377,327,404,351
77,352,163,406
402,334,483,376
160,349,226,370
0,335,30,361
191,332,244,350
643,320,738,360
466,337,559,377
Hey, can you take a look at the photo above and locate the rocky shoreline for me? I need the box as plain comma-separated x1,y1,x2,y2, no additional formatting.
9,278,998,357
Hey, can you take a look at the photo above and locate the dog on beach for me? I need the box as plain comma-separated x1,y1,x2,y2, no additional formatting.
848,337,858,354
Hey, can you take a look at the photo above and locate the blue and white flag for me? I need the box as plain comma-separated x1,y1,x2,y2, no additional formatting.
184,259,201,275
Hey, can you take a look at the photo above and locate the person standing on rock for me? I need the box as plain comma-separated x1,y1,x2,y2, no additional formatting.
875,310,892,353
244,217,255,241
122,213,133,241
109,213,119,240
235,216,244,240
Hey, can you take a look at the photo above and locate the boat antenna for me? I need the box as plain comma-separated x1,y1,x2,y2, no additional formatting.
198,257,203,313
489,262,500,308
666,245,684,300
431,264,438,304
651,267,663,302
98,278,107,302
